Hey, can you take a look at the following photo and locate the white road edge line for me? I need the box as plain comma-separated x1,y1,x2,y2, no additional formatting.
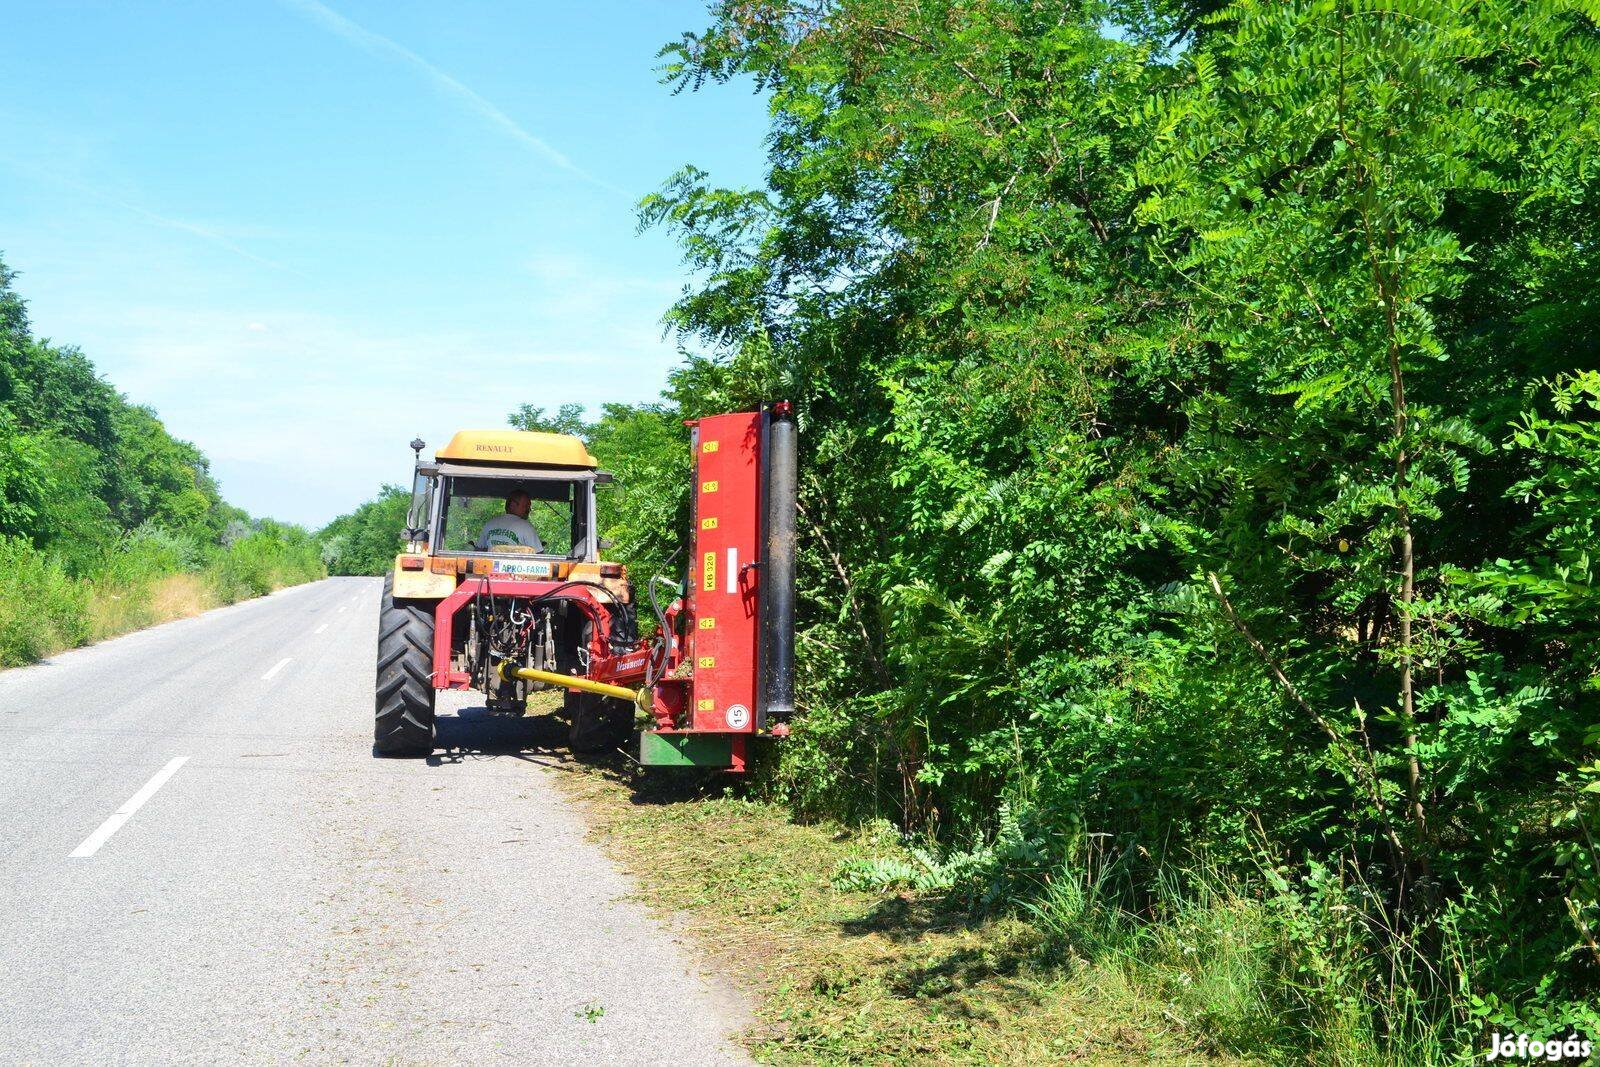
262,657,292,681
313,623,329,635
70,757,190,858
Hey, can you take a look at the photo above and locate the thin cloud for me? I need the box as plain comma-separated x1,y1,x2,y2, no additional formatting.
279,0,624,196
114,197,308,277
8,162,311,278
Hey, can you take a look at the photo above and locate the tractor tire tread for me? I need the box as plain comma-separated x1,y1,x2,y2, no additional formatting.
374,573,436,757
567,691,634,754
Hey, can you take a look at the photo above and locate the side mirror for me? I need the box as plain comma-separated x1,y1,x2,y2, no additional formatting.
594,470,616,486
598,538,614,550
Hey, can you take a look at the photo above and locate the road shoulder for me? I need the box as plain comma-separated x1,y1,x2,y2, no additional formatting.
556,763,1252,1066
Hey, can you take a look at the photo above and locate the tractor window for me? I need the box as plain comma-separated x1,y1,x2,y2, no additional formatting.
435,475,589,558
405,469,434,542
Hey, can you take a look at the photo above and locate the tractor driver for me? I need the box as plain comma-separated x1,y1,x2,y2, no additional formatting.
475,489,544,552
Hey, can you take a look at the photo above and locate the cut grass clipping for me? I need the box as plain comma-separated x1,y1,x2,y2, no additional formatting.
558,764,1254,1066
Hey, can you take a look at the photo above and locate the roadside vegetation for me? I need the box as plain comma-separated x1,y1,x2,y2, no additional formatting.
0,258,324,668
609,2,1597,1062
566,761,1262,1065
318,485,409,576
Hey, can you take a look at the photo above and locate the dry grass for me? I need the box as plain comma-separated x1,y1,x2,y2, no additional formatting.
147,572,219,621
88,573,220,643
556,761,1249,1065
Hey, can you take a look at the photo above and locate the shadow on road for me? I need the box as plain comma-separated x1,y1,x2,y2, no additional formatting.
419,704,753,809
427,705,569,767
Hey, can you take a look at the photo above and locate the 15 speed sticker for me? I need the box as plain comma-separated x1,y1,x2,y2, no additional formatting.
724,704,751,730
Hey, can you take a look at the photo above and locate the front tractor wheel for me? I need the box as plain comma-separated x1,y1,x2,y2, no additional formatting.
566,691,634,754
374,574,437,757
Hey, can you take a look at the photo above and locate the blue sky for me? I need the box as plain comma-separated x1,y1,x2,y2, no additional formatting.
0,0,768,526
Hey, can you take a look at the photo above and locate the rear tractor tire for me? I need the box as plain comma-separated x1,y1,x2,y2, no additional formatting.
566,691,635,754
374,573,437,757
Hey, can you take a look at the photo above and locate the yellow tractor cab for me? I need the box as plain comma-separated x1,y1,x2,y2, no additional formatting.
394,430,619,599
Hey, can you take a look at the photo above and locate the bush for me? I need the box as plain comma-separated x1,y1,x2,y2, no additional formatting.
206,528,324,603
0,524,324,668
0,537,91,666
316,486,408,576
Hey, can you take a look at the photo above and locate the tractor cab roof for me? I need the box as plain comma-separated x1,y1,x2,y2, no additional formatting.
434,429,597,469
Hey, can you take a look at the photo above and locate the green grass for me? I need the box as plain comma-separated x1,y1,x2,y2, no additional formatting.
0,538,91,665
557,763,1257,1065
0,533,325,668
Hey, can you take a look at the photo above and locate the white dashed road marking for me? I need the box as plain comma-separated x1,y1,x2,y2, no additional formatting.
70,757,190,858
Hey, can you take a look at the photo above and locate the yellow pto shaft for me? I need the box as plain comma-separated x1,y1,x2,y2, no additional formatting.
497,662,652,712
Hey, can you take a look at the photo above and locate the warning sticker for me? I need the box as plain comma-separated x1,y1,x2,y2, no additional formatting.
698,617,716,630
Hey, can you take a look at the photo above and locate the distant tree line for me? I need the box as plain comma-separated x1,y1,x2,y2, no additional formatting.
0,256,323,665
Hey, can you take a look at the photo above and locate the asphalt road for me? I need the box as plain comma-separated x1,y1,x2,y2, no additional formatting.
0,577,751,1066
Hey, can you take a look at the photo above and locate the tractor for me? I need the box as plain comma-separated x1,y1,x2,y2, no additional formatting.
373,404,795,769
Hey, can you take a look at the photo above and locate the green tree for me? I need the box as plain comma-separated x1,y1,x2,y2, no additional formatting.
646,0,1600,1048
317,487,410,576
508,402,590,437
0,253,232,553
0,254,324,661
